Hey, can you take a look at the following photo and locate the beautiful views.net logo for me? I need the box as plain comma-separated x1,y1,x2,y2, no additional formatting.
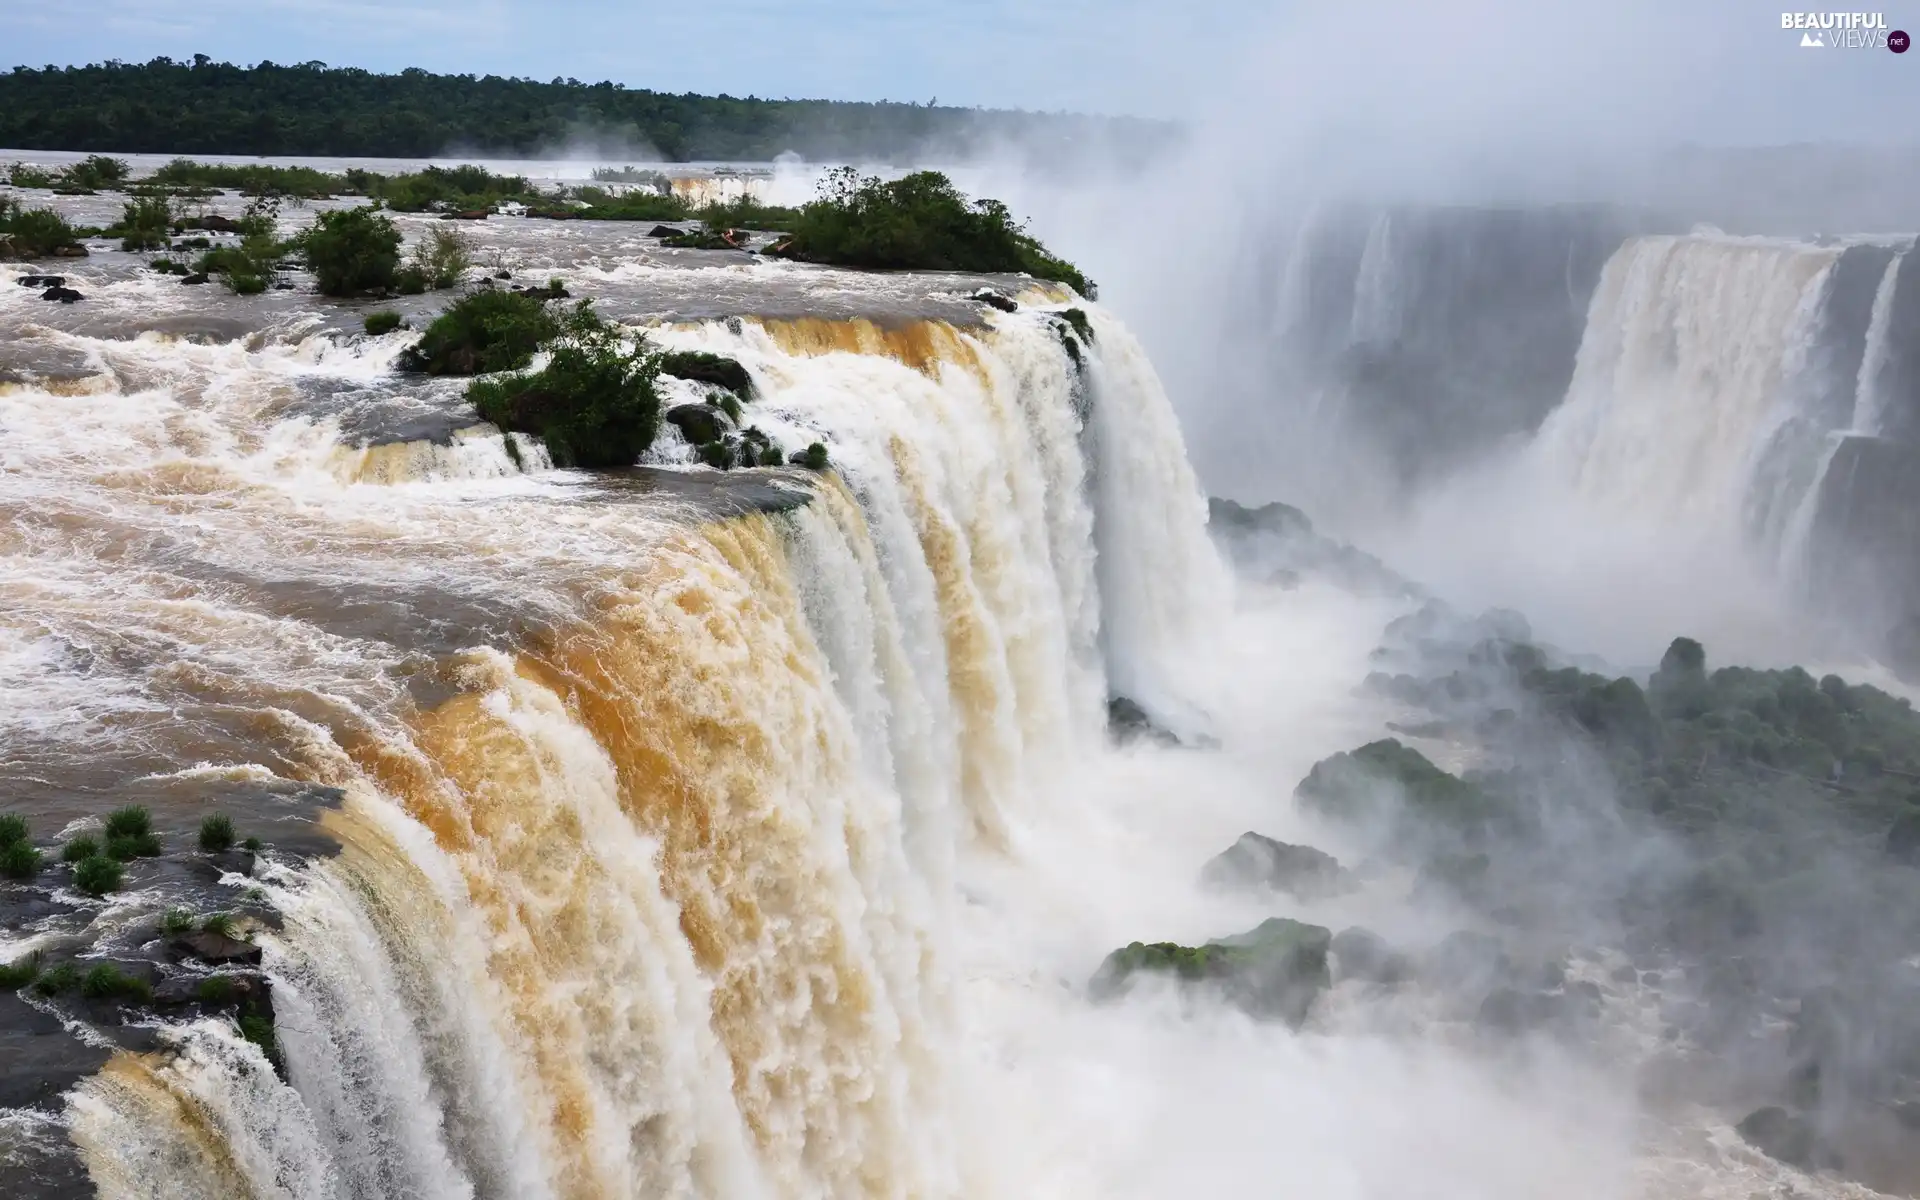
1781,11,1910,50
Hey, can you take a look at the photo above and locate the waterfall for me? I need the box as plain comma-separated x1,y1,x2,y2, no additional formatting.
13,301,1224,1196
1530,234,1844,546
1853,249,1905,436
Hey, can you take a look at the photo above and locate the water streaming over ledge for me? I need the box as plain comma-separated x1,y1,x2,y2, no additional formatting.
1,288,1224,1195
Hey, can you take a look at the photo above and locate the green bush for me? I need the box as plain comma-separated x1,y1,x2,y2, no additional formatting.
300,206,402,296
61,836,99,863
399,289,559,376
0,841,43,881
799,442,830,470
198,976,237,1003
103,806,151,839
0,954,39,990
115,195,172,251
66,155,130,190
199,813,236,853
160,908,195,935
243,836,263,853
7,162,60,188
0,198,82,259
151,159,343,198
105,832,160,861
772,168,1096,297
196,232,283,295
73,855,123,897
80,963,152,1002
0,814,27,847
33,962,79,996
363,310,404,336
467,309,663,468
202,912,240,939
411,225,471,289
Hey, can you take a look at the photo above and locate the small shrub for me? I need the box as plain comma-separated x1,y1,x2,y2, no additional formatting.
103,806,152,839
411,225,472,289
199,813,235,853
467,308,664,468
33,962,80,995
758,445,784,467
73,855,123,897
197,234,282,294
106,832,162,862
242,837,263,853
160,908,195,935
80,963,152,1002
395,267,429,295
800,442,830,470
61,836,99,863
201,912,240,940
197,976,237,1004
0,814,28,847
236,194,281,240
0,954,38,990
0,841,43,881
399,289,559,376
0,198,81,260
300,206,402,296
115,195,172,251
66,155,130,191
363,310,404,336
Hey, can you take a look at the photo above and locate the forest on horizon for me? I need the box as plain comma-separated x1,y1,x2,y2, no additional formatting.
0,57,1173,163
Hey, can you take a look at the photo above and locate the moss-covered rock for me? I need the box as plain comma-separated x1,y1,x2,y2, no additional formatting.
658,350,753,397
1090,917,1332,1025
665,402,728,446
1296,739,1506,848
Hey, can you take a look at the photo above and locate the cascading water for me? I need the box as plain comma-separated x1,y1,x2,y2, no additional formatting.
1,288,1223,1197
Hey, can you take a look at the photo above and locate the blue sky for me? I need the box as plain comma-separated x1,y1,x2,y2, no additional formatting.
1,0,1914,141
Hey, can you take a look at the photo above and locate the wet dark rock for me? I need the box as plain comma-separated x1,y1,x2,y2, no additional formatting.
192,214,242,234
666,403,729,446
38,286,81,303
1201,832,1351,900
647,225,680,238
151,972,267,1011
1737,1106,1842,1171
168,930,262,966
973,288,1019,313
180,272,210,286
49,245,87,259
17,274,64,288
442,210,489,221
1091,917,1333,1026
197,849,258,879
0,992,110,1108
1107,695,1180,747
1330,926,1412,984
493,269,511,279
1208,496,1416,597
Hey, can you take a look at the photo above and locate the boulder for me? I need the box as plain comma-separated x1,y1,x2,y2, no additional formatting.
195,215,241,234
666,403,729,446
180,272,210,286
1091,917,1332,1026
442,210,489,221
1736,1106,1841,1171
17,274,63,288
50,244,88,258
1330,926,1412,984
39,286,82,303
1201,832,1351,900
973,288,1019,313
150,972,268,1010
647,225,680,238
167,930,262,966
1107,695,1180,747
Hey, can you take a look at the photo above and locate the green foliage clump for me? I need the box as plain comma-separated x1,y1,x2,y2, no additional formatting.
6,162,60,188
658,351,752,398
160,908,196,935
0,814,28,847
201,912,240,940
73,855,124,898
0,841,43,881
410,224,472,288
1296,738,1505,849
540,189,689,222
242,837,263,853
363,310,405,336
66,155,130,190
61,836,99,864
360,164,533,213
197,976,237,1004
112,194,173,251
33,962,80,996
0,954,39,990
467,307,664,469
101,805,162,860
238,1011,279,1063
398,289,559,376
151,158,343,198
771,168,1096,297
198,813,235,853
0,197,83,259
79,963,152,1003
799,442,830,471
298,206,402,296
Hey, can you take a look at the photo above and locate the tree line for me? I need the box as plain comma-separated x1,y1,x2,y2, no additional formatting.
0,57,1170,162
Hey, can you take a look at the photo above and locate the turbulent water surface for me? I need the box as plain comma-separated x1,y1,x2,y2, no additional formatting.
1,170,1914,1199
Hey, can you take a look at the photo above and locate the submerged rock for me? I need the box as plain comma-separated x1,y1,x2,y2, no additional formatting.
38,286,81,303
1736,1106,1841,1171
1201,832,1351,900
973,288,1019,313
1090,917,1332,1026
